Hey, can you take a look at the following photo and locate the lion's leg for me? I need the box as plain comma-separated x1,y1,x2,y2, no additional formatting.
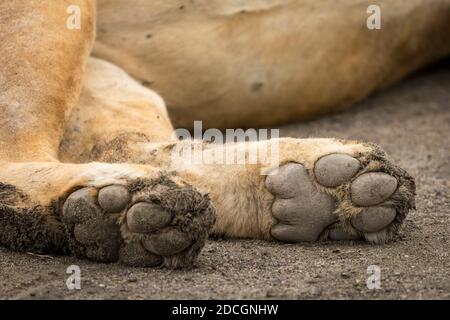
0,0,95,162
94,0,450,129
165,139,415,244
65,129,415,244
61,60,415,244
59,57,176,164
0,4,214,267
0,162,214,268
0,0,95,253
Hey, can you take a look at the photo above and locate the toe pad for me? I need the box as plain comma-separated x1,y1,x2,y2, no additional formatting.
127,202,172,233
142,228,193,256
351,172,398,206
314,154,360,187
351,207,396,233
98,185,131,213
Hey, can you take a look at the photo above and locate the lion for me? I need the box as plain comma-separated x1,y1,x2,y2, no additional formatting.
0,0,448,268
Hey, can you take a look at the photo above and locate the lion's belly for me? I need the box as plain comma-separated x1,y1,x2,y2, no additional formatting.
94,0,450,129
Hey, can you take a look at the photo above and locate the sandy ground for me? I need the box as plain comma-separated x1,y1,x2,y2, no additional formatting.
0,61,449,300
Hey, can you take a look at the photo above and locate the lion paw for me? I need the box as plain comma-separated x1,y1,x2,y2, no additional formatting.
62,176,215,268
266,148,415,243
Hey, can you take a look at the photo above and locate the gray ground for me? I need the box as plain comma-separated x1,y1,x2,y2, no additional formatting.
1,62,449,300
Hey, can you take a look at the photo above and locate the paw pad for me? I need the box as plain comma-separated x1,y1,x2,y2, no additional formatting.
98,185,131,213
266,163,336,242
62,178,215,268
266,149,413,243
350,207,396,233
350,172,398,206
142,227,193,256
314,154,360,187
126,202,172,233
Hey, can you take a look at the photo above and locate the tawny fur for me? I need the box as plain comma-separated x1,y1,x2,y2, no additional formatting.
0,0,441,261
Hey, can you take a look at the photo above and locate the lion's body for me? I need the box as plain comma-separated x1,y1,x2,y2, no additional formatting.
93,0,450,129
0,0,442,265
